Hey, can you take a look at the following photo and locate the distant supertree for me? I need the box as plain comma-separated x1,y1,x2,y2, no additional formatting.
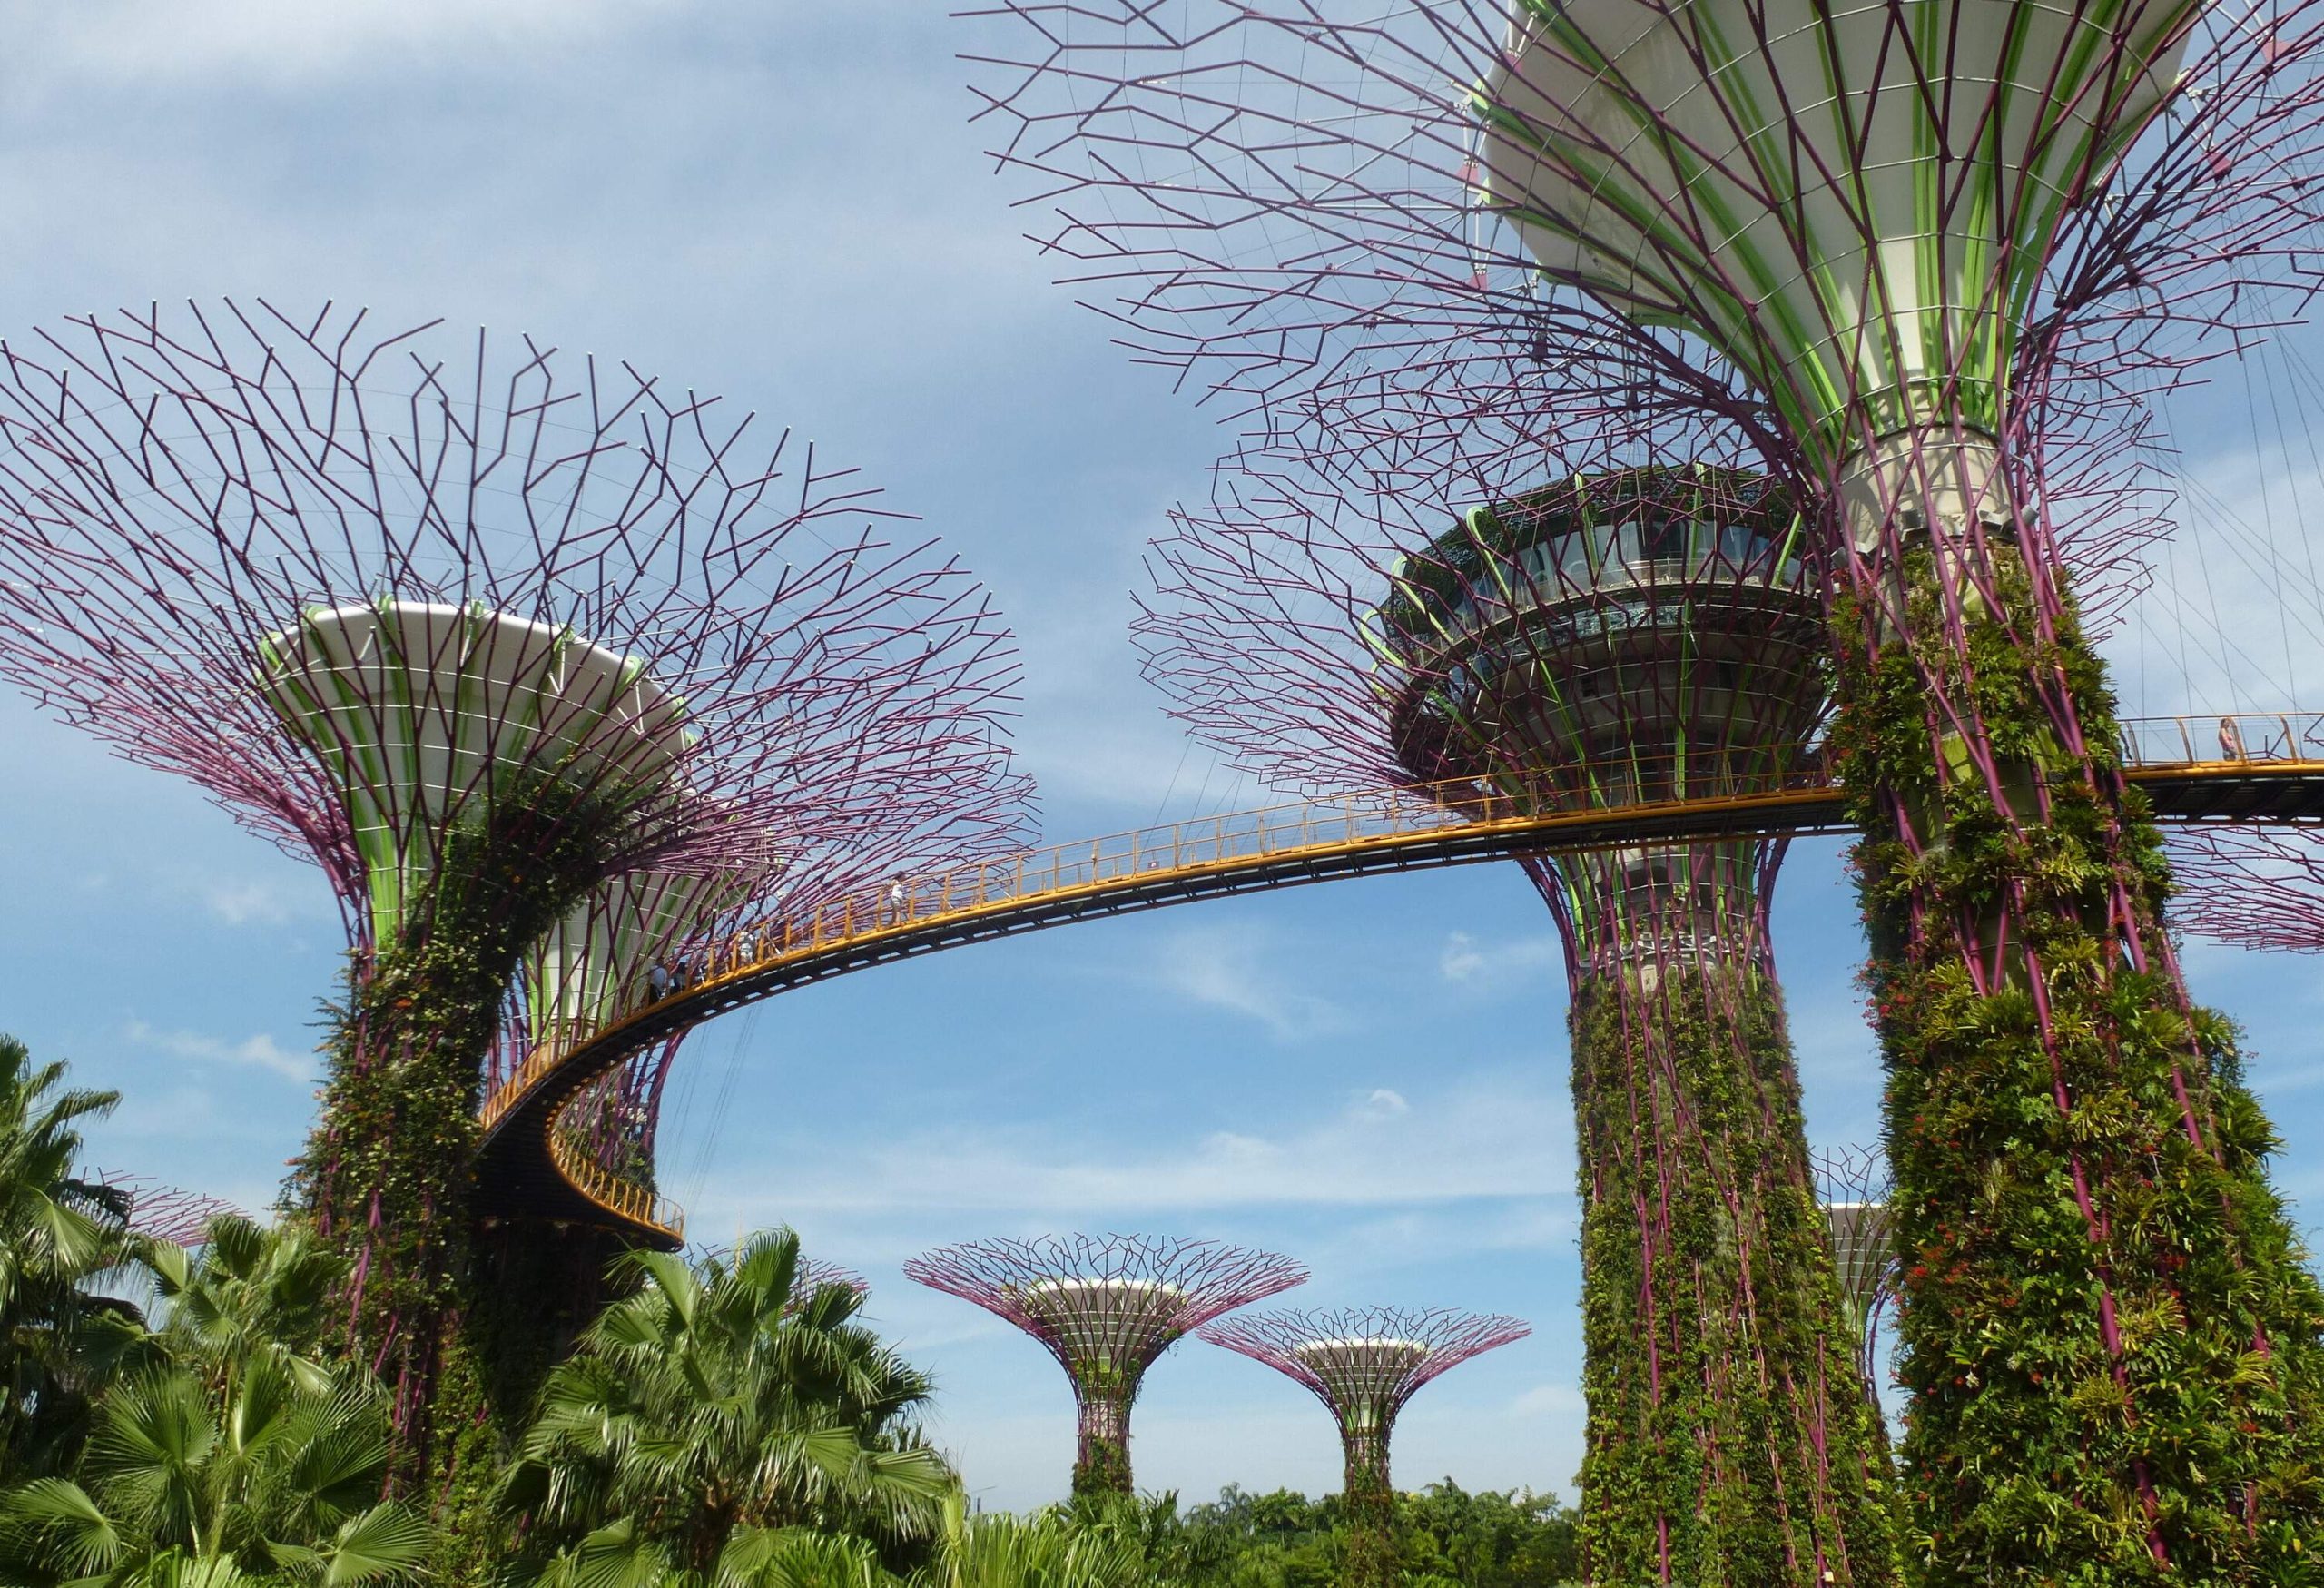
904,1233,1306,1495
1813,1148,1899,1407
95,1175,247,1249
1143,419,1897,1581
1200,1306,1529,1588
959,0,2324,1573
0,301,1033,1483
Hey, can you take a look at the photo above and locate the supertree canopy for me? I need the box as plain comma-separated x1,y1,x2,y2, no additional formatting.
1199,1306,1528,1588
903,1233,1307,1496
1144,420,1897,1583
94,1175,247,1250
1815,1147,1901,1408
960,1,2324,1573
0,301,1033,1486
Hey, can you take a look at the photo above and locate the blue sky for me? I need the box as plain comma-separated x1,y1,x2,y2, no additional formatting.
0,0,2319,1513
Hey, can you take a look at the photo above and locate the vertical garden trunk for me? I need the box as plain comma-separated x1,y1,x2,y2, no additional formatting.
1832,517,2324,1577
1070,1377,1136,1498
290,784,625,1531
1340,1423,1401,1588
1568,952,1898,1586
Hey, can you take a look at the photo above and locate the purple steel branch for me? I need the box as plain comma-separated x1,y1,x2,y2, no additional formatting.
956,0,2324,455
96,1172,248,1249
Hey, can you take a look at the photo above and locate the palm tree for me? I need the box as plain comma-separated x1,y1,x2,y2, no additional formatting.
0,1353,429,1586
143,1214,343,1398
910,1494,1153,1588
0,1035,134,1478
505,1229,953,1581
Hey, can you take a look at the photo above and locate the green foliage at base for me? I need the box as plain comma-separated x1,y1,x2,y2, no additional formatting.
0,1213,431,1588
1830,547,2324,1581
1076,1483,1581,1586
285,774,633,1487
1339,1469,1399,1588
1074,1432,1135,1503
499,1230,951,1582
1570,964,1897,1584
0,1035,133,1482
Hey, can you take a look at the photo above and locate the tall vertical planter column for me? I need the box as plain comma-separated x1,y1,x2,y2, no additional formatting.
1827,470,2324,1574
1552,859,1898,1585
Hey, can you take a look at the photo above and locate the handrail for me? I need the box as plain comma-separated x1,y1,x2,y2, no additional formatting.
502,711,2324,1242
546,1126,686,1244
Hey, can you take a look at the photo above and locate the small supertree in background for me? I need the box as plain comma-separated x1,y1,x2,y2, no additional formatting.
958,1,2324,1571
903,1233,1307,1496
0,301,1034,1494
94,1175,248,1250
1814,1147,1900,1410
1199,1305,1529,1588
1138,406,1900,1580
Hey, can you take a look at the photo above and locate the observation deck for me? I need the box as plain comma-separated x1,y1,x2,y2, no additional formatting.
479,710,2324,1247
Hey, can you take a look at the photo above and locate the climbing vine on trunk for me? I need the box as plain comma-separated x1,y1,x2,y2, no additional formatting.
1571,961,1898,1586
1829,543,2324,1582
290,774,633,1500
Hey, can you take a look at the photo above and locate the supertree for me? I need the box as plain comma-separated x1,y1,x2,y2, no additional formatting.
903,1233,1307,1496
957,2,2324,1573
1142,410,1899,1581
1814,1147,1900,1408
0,301,1033,1494
94,1175,247,1249
1198,1306,1528,1588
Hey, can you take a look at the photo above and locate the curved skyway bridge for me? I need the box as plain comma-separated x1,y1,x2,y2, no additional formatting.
479,711,2324,1246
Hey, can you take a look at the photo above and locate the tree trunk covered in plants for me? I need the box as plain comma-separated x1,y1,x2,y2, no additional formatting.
1340,1423,1400,1588
1830,534,2324,1579
289,781,627,1499
1070,1377,1136,1498
1571,960,1898,1587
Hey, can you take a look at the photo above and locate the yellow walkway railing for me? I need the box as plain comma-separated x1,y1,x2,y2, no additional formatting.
498,713,2324,1245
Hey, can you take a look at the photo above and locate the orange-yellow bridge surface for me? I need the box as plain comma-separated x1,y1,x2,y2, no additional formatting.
477,714,2324,1248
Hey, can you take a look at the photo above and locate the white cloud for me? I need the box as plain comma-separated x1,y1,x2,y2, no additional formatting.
188,875,314,927
1438,929,1562,990
1511,1383,1586,1417
695,1071,1571,1229
124,1021,311,1084
1151,923,1350,1041
1356,1088,1409,1120
28,0,669,84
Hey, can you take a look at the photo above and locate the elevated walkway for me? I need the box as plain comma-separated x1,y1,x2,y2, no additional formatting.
478,713,2324,1246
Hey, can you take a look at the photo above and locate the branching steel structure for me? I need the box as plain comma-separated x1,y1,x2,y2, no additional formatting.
958,0,2324,1573
1813,1147,1900,1408
95,1174,247,1250
903,1233,1306,1495
1200,1305,1529,1588
1142,424,1899,1578
0,300,1033,1475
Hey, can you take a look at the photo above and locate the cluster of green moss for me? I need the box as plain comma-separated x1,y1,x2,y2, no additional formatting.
1569,960,1899,1584
1830,546,2324,1581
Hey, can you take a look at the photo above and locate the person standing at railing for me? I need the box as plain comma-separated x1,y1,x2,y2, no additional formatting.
2221,716,2247,762
883,877,908,926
